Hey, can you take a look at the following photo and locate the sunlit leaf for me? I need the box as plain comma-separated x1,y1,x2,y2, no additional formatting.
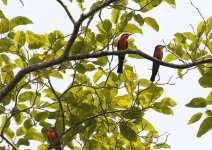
199,77,212,88
123,23,143,34
10,16,33,29
2,0,7,5
14,31,26,48
153,143,171,149
17,138,30,146
26,31,45,49
197,117,212,137
164,53,177,62
185,97,207,108
144,17,159,32
163,0,176,8
134,14,144,26
206,91,212,105
188,112,202,125
111,8,120,24
161,97,177,107
152,102,173,115
112,95,131,108
93,69,104,83
0,18,9,33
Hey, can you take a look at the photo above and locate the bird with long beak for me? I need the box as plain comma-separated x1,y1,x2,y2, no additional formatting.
47,127,61,150
117,33,132,73
150,45,165,82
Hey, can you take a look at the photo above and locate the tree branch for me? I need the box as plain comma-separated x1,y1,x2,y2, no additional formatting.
0,49,211,101
0,135,17,150
66,49,212,69
56,0,76,25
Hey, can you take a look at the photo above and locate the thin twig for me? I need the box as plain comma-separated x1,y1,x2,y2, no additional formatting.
56,0,76,25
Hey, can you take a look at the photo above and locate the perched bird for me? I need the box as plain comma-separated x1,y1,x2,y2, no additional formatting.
48,127,61,150
150,45,165,82
117,33,132,73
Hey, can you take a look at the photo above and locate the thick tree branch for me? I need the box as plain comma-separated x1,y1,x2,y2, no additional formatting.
0,0,116,101
66,49,212,69
0,49,211,101
62,0,116,57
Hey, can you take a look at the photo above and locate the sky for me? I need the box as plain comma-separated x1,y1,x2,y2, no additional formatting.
1,0,212,149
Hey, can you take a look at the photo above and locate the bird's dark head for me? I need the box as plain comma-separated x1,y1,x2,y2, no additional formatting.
48,127,55,133
155,45,165,50
120,33,132,39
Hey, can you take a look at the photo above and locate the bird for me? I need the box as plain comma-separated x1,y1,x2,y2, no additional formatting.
47,127,61,150
117,33,132,73
150,45,165,82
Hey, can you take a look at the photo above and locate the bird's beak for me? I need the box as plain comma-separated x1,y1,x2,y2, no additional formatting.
128,33,133,36
162,45,166,48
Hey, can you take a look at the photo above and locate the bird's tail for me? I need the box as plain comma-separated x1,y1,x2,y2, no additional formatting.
150,73,156,82
117,55,125,73
150,64,159,82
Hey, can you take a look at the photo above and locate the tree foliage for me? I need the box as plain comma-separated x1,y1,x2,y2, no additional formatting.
0,0,211,149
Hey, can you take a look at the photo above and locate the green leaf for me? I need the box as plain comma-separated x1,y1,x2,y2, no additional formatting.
139,0,162,12
2,0,7,5
24,119,33,130
128,52,143,58
0,18,9,33
183,32,197,42
1,70,14,84
112,95,131,108
161,97,177,107
96,19,112,34
70,40,92,55
164,53,177,62
17,138,30,146
119,121,137,142
152,102,173,115
205,110,212,117
139,79,151,87
111,8,120,24
153,143,171,149
188,112,203,125
37,144,48,150
10,16,33,29
35,112,49,122
123,23,143,34
134,14,144,26
144,17,159,32
26,31,45,49
5,128,14,140
16,127,24,136
0,10,5,18
199,77,212,88
163,0,176,8
197,21,205,37
206,91,212,105
50,69,63,79
0,39,13,53
93,69,104,83
177,69,183,79
185,97,207,108
121,110,143,119
18,91,35,102
197,117,212,137
25,128,44,142
14,31,26,49
93,56,108,66
139,85,164,105
134,118,155,131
